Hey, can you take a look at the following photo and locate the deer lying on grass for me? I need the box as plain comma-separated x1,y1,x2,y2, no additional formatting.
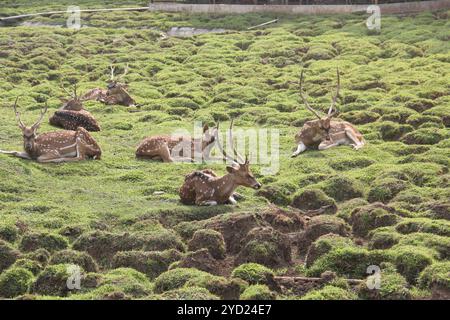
83,63,136,107
0,98,101,163
179,123,261,206
49,84,101,132
136,123,218,162
291,69,365,157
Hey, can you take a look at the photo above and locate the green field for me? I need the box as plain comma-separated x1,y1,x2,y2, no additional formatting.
0,1,449,300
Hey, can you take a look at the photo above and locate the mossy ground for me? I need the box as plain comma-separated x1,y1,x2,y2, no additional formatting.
0,1,449,300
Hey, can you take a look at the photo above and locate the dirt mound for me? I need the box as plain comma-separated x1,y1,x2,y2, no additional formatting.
259,206,305,233
235,227,292,268
0,240,20,273
178,249,220,275
291,189,337,214
297,215,351,254
350,203,400,237
188,229,226,260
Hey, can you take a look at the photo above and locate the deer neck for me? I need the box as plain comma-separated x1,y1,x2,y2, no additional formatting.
212,174,238,200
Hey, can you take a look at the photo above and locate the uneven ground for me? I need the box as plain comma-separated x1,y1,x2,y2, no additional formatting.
0,1,449,300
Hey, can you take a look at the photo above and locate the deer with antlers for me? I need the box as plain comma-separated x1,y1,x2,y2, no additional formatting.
136,123,219,162
179,121,261,206
49,83,101,132
82,63,136,107
0,98,101,163
291,69,365,157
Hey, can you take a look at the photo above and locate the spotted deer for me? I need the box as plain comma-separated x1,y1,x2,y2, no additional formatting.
49,84,101,132
83,63,136,107
179,122,261,206
0,98,101,163
291,69,365,157
136,123,218,162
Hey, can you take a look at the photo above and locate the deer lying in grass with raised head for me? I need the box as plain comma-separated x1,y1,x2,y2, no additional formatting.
179,122,261,206
49,84,101,132
0,98,101,163
82,63,136,107
136,123,218,162
291,69,365,157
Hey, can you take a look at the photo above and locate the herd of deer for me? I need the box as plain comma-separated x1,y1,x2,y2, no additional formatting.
0,67,365,206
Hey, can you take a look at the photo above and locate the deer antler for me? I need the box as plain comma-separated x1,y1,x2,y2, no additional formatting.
110,64,116,81
13,97,25,129
121,63,129,80
61,83,74,99
31,101,48,131
229,119,245,164
299,69,322,120
328,68,340,116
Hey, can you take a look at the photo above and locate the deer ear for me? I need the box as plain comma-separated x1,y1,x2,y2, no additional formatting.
226,166,236,174
203,123,209,133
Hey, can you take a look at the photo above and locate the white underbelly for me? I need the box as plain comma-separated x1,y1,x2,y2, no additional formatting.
62,151,77,157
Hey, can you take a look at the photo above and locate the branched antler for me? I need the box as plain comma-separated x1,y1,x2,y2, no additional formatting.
299,69,322,120
328,68,340,116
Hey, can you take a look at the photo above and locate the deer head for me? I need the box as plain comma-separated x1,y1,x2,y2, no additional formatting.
215,120,261,190
299,68,340,132
60,83,84,111
104,63,136,106
13,97,48,152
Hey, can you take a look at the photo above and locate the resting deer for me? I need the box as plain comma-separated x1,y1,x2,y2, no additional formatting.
83,63,136,107
0,98,101,163
179,122,261,206
291,69,365,157
49,84,101,132
136,123,218,162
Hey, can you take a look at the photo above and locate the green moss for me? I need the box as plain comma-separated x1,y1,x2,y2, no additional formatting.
0,267,34,298
367,178,408,203
291,189,337,214
100,268,153,298
0,240,20,273
49,249,98,273
188,229,226,260
395,218,450,237
351,207,399,237
306,246,392,279
157,287,220,300
389,245,434,284
112,249,182,279
301,285,357,300
153,268,213,293
402,128,448,145
19,232,68,253
305,234,355,268
231,263,274,285
32,264,78,297
418,262,450,291
321,176,364,202
357,267,411,300
0,224,19,243
368,228,401,249
240,284,276,300
11,258,43,276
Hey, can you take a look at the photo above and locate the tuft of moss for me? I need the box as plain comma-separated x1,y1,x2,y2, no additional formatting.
23,248,51,266
395,218,450,237
49,249,98,273
300,285,357,300
357,267,411,300
100,268,153,298
367,178,407,203
188,229,226,260
158,287,220,300
0,240,20,272
153,268,212,294
112,249,182,279
231,263,274,285
32,264,79,297
321,176,364,202
401,128,448,145
351,206,399,237
0,267,34,298
368,228,401,249
240,284,276,300
305,234,355,268
418,262,450,291
19,232,68,253
291,189,337,214
0,224,19,243
389,245,434,284
11,258,43,276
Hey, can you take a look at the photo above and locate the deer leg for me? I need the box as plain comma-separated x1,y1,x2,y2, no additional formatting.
227,196,237,205
197,200,218,206
345,129,364,150
318,140,339,150
0,150,32,160
159,146,174,163
291,142,307,157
